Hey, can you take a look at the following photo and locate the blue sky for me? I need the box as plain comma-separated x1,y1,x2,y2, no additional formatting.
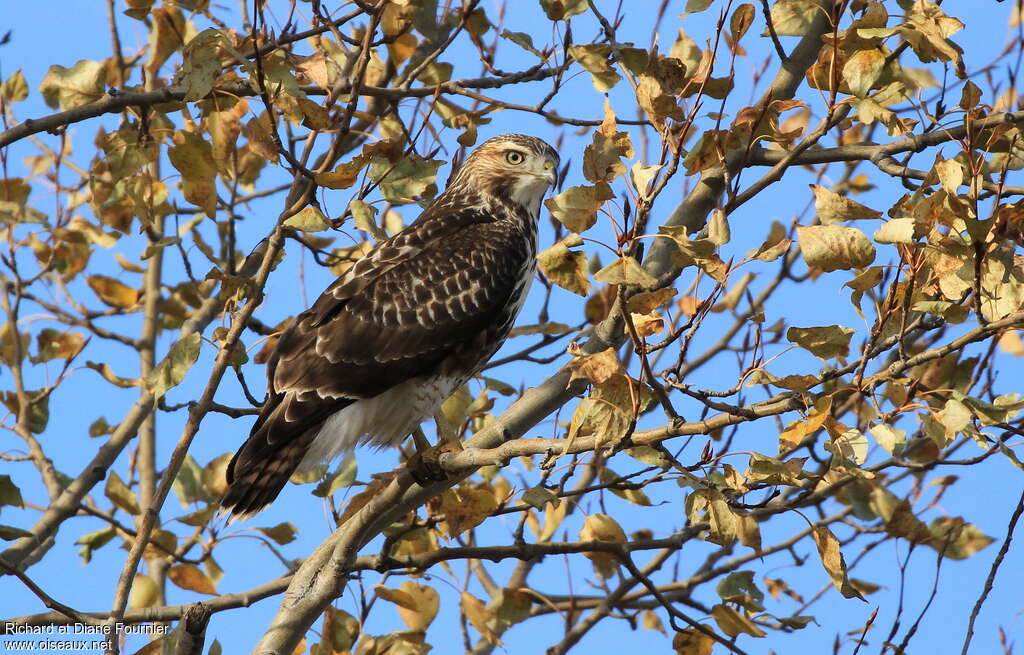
1,1,1023,654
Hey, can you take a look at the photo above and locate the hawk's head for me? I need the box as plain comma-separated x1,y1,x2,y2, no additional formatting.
450,134,559,217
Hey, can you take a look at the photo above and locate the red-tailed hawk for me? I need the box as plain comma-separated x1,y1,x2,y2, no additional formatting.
222,134,559,517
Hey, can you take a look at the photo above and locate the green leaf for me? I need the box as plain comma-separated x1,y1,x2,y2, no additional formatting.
568,44,621,92
0,390,50,434
522,485,560,509
594,256,658,289
313,455,358,497
322,607,360,653
539,0,588,21
0,475,25,509
177,504,216,527
686,488,737,545
284,205,331,232
765,0,822,37
0,525,34,541
842,49,886,98
172,454,208,507
349,200,385,240
787,325,855,359
258,522,298,545
76,526,116,563
685,0,714,13
716,571,765,612
928,518,994,560
105,470,142,515
626,445,671,468
538,241,590,296
500,30,544,58
829,428,869,465
779,615,816,629
145,333,201,400
600,467,651,506
869,424,906,455
181,30,224,101
629,162,662,201
368,156,443,204
745,453,808,486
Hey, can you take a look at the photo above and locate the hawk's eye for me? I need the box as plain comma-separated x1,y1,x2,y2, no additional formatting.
505,150,525,165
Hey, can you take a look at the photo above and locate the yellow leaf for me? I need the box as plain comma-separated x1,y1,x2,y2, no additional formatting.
642,609,666,635
374,584,419,610
104,470,141,515
710,604,766,638
537,241,590,296
181,29,223,101
284,205,331,232
1,70,28,102
168,564,218,595
566,347,623,384
583,114,633,183
568,44,620,92
544,183,614,234
432,483,497,538
337,473,394,526
461,592,501,645
729,3,755,41
935,158,964,194
786,325,855,359
87,275,140,309
579,513,626,577
673,629,714,654
626,288,676,314
630,311,664,337
810,184,881,224
797,224,876,272
395,582,439,631
128,574,160,609
842,48,886,98
168,130,218,218
388,32,418,65
812,526,865,599
39,60,105,110
315,157,369,190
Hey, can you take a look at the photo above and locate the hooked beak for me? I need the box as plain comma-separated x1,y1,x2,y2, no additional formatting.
542,158,558,187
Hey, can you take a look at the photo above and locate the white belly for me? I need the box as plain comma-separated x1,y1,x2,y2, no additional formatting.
296,375,459,472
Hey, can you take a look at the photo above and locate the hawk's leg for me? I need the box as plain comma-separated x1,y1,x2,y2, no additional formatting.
407,418,463,486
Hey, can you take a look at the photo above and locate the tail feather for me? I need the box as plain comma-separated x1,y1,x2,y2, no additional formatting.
222,389,357,519
221,427,318,519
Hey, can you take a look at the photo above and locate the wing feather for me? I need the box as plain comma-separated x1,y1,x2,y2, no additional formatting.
223,202,532,515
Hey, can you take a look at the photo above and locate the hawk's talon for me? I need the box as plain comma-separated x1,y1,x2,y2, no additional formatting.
408,440,461,486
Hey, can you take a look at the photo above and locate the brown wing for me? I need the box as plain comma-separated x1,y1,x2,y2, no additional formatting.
222,205,532,516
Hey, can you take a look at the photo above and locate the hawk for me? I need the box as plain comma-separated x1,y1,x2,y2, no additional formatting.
222,134,559,517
